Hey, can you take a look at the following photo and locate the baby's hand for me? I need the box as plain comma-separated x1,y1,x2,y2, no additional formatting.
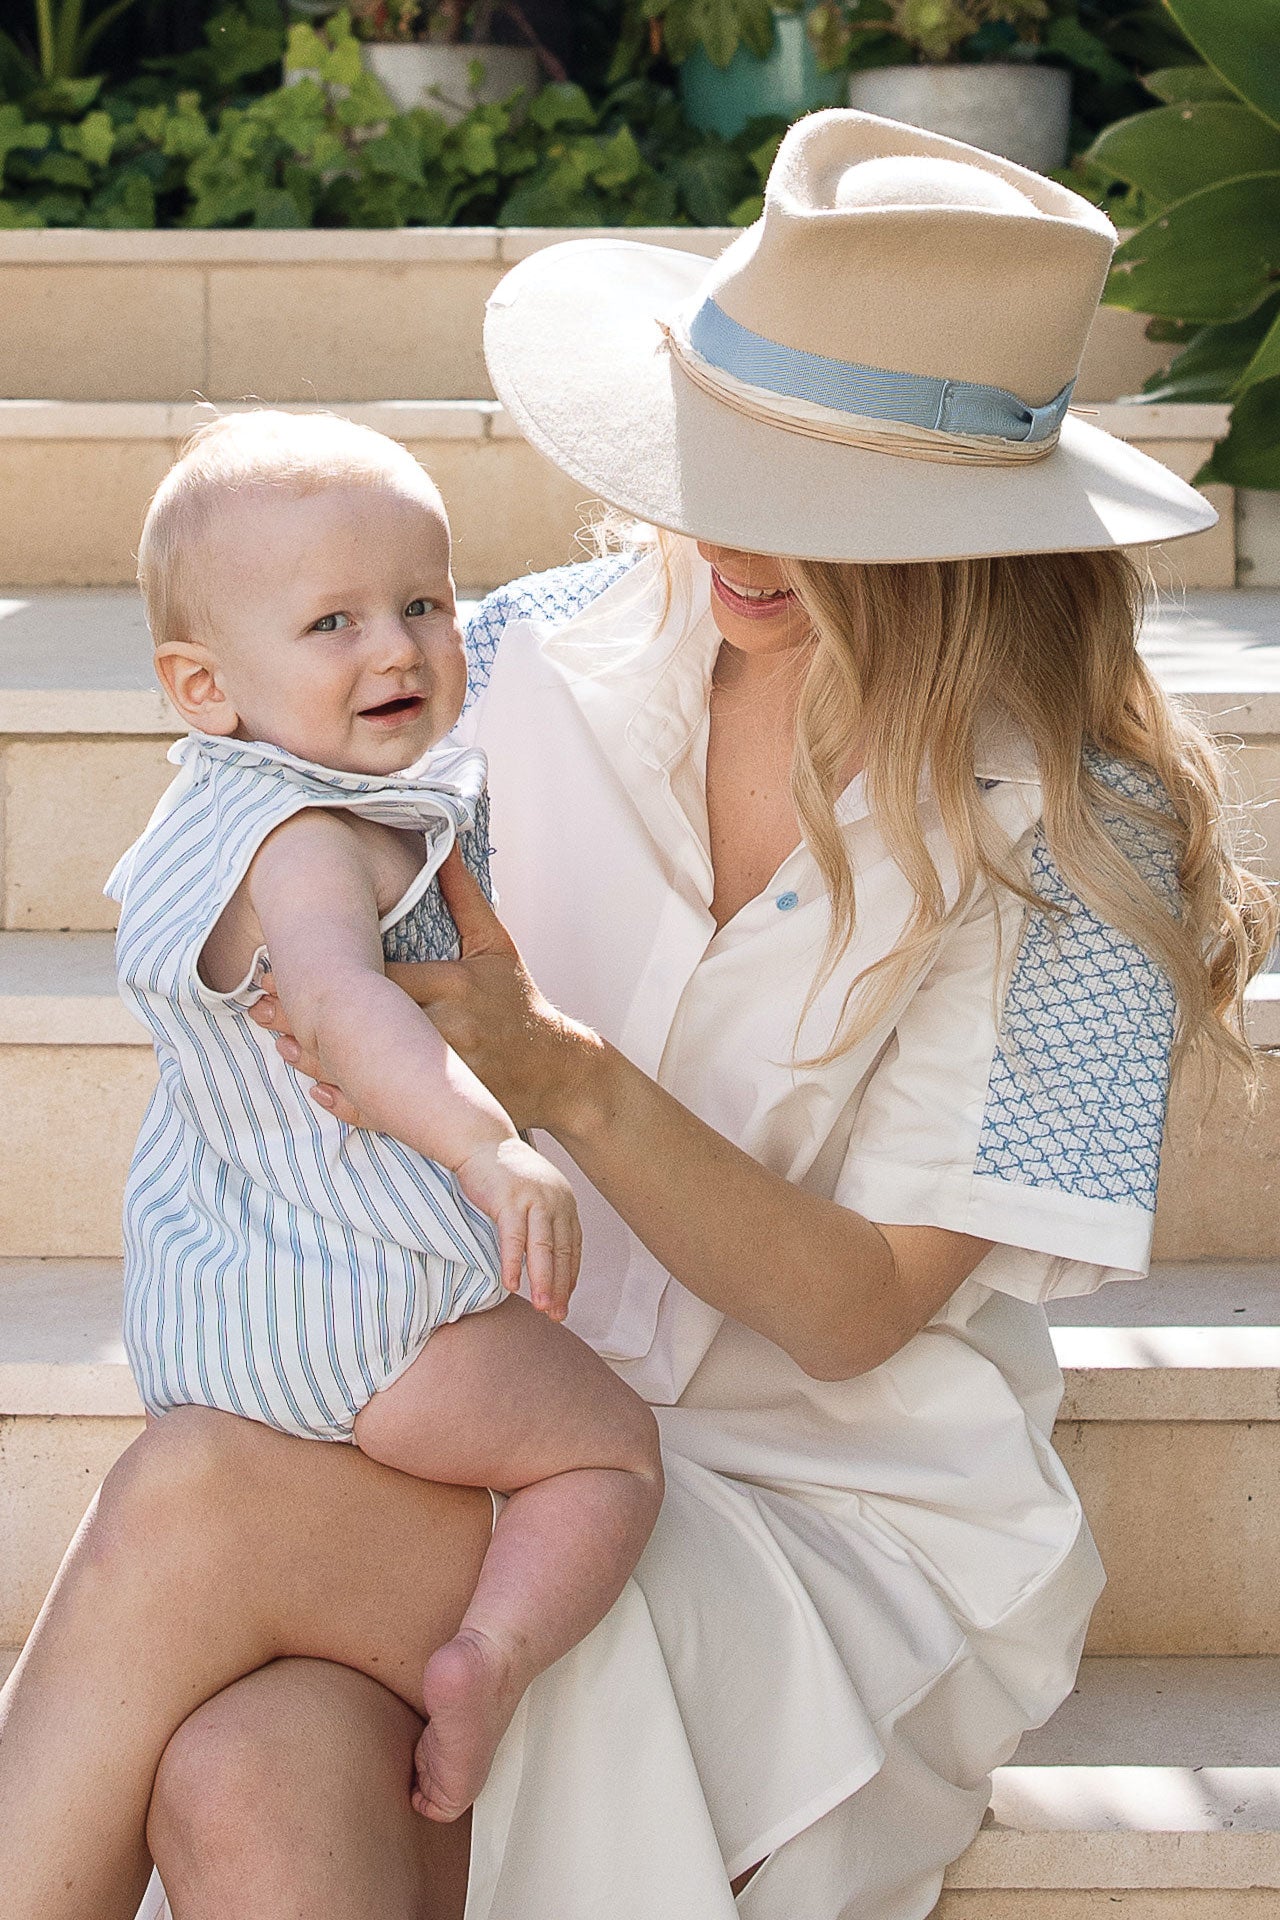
454,1138,581,1320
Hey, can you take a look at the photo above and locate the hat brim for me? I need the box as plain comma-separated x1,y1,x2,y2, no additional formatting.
484,239,1217,564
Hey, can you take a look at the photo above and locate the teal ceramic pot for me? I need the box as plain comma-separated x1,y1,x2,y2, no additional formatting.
679,6,844,138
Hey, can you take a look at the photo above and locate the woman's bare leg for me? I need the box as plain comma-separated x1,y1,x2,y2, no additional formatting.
149,1660,469,1920
0,1408,492,1920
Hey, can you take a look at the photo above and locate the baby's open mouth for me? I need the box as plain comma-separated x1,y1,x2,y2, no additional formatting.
360,694,425,721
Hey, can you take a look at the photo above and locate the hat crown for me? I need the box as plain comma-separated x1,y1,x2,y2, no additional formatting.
831,153,1039,214
698,110,1116,411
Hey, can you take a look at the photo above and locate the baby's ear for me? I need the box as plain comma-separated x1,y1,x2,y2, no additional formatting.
154,641,240,735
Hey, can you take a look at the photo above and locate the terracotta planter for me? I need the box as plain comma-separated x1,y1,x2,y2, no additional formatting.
362,42,538,122
847,62,1070,173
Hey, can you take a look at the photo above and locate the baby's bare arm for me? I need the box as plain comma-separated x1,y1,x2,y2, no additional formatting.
248,813,581,1309
248,811,513,1170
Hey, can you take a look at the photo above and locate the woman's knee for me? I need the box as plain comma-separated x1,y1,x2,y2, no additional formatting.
147,1687,272,1880
90,1407,270,1576
148,1662,426,1889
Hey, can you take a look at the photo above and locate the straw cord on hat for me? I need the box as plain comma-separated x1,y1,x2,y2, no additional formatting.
657,320,1064,469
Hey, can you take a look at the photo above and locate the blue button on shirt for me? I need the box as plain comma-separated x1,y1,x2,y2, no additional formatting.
776,890,799,912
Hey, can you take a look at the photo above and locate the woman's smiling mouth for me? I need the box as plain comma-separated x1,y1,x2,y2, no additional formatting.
710,568,798,621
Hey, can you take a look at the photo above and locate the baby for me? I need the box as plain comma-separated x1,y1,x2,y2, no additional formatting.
108,409,663,1822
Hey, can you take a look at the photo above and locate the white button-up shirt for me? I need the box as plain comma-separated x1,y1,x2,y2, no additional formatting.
459,544,1173,1647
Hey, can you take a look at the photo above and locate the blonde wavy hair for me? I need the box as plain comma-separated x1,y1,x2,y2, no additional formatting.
611,524,1275,1075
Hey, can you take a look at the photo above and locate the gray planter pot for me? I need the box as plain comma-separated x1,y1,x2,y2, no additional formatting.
362,42,538,122
847,62,1071,174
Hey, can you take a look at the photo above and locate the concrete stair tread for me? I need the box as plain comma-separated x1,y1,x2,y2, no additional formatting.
4,588,1279,733
1050,1261,1280,1417
957,1658,1280,1892
4,1256,1280,1422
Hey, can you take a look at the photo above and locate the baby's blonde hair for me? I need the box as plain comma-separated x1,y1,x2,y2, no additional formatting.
137,409,441,650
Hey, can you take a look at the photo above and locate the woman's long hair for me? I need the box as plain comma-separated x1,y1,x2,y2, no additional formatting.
618,525,1275,1073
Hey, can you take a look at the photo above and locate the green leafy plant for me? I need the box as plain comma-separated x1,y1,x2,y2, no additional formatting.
1084,0,1280,487
617,1,806,73
804,0,1193,98
0,0,146,87
809,0,1048,67
0,9,783,230
339,0,567,78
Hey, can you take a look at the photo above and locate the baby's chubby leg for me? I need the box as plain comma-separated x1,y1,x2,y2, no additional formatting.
353,1296,663,1823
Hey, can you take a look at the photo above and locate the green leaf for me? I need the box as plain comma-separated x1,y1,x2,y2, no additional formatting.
1235,303,1280,394
161,95,213,162
1086,103,1280,206
336,72,397,129
362,119,427,185
285,22,330,76
34,150,93,187
454,119,499,176
671,141,747,223
1201,376,1280,488
201,4,285,89
65,108,115,168
1141,300,1280,402
1163,0,1280,129
1142,64,1234,104
0,104,52,173
729,192,763,224
591,125,643,190
88,167,156,227
321,21,366,93
0,198,45,228
26,76,103,116
528,84,597,132
749,129,784,181
1042,19,1130,90
662,0,775,68
253,186,308,228
1107,173,1280,322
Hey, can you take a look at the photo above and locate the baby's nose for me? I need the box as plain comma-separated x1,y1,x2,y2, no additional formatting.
374,618,423,667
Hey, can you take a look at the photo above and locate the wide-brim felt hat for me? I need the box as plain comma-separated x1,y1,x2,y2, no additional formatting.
483,109,1215,564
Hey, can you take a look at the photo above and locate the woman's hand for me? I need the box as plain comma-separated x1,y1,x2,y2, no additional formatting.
249,849,602,1137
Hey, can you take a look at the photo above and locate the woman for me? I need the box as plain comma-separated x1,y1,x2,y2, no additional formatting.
1,111,1271,1920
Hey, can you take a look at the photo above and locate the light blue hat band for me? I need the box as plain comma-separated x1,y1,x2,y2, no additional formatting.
686,297,1074,445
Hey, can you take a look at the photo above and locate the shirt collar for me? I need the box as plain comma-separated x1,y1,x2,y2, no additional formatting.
533,544,1041,800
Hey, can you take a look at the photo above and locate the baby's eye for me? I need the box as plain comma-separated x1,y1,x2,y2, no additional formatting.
405,598,434,618
311,611,353,634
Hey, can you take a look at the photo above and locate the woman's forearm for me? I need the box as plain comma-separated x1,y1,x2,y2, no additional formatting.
552,1036,923,1380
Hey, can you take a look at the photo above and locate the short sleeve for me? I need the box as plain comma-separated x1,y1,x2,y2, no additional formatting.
836,774,1178,1301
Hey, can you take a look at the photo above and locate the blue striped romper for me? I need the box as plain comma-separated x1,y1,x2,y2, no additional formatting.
106,731,507,1443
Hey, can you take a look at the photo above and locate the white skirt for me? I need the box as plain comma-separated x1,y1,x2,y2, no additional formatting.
137,1431,1102,1920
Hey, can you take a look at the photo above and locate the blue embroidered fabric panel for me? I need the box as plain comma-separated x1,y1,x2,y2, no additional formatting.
974,755,1180,1209
382,791,492,965
462,554,636,713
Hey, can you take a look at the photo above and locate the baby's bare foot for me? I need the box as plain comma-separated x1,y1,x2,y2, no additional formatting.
413,1626,523,1823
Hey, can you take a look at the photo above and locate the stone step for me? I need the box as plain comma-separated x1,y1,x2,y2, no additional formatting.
0,229,1167,408
937,1656,1280,1916
0,399,1238,591
1,587,1276,934
2,1258,1278,1653
0,399,589,594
